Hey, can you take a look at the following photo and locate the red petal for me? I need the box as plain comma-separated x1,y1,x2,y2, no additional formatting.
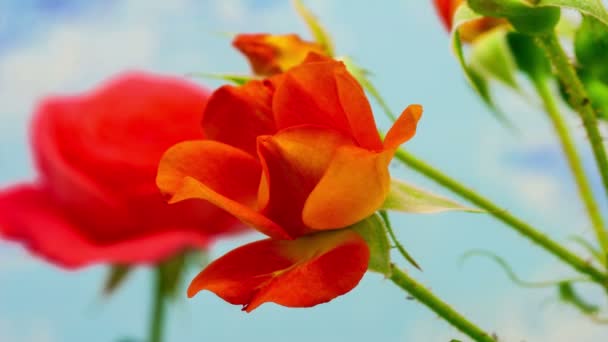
0,185,212,267
202,82,276,156
433,0,459,29
272,59,382,149
34,72,208,199
256,126,354,237
303,146,392,229
383,104,423,151
157,140,290,239
187,229,369,311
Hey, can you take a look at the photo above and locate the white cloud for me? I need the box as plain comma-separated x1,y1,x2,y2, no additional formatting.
0,6,157,126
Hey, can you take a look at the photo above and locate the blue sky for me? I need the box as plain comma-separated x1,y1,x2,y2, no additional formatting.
1,1,608,341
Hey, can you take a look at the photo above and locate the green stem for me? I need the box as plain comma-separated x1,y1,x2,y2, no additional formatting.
148,268,166,342
393,149,608,286
533,76,608,259
389,265,495,342
536,32,608,221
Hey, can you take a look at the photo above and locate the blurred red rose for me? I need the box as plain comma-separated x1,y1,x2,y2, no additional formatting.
0,72,245,268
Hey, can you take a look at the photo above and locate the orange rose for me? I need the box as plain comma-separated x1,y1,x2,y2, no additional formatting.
157,54,422,311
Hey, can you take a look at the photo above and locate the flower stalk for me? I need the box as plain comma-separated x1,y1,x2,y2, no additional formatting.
393,149,608,286
535,32,608,222
389,265,495,342
533,75,608,261
148,268,166,342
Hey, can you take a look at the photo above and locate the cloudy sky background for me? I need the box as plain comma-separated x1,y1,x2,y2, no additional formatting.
1,1,608,341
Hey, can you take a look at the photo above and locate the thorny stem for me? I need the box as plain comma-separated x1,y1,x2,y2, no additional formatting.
536,32,608,259
393,149,608,287
389,265,495,342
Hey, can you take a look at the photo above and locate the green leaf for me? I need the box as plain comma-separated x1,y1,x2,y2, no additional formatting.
558,281,600,314
451,4,514,128
469,29,520,89
103,265,133,296
383,178,481,214
534,0,608,28
187,72,251,85
293,0,335,56
350,214,392,276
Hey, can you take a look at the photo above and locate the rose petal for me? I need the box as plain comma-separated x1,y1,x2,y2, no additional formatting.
233,33,324,76
202,82,276,156
0,185,211,267
383,104,423,151
272,59,382,149
256,126,354,237
334,69,383,150
303,146,392,229
187,229,369,312
157,140,289,239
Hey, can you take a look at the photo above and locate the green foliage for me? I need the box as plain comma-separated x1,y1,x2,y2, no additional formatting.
506,32,551,81
535,0,608,28
383,178,481,214
351,214,392,276
468,0,561,34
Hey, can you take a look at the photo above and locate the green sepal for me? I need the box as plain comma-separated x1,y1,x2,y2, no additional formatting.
469,29,520,89
350,214,392,276
506,32,551,81
451,4,514,128
103,265,133,296
468,0,561,34
382,178,482,214
293,0,335,57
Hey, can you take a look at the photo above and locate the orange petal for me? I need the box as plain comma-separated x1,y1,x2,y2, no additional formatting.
256,126,354,237
187,229,369,312
383,104,423,151
157,140,289,239
334,67,383,150
272,59,382,149
233,33,325,76
202,82,276,156
303,146,392,229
